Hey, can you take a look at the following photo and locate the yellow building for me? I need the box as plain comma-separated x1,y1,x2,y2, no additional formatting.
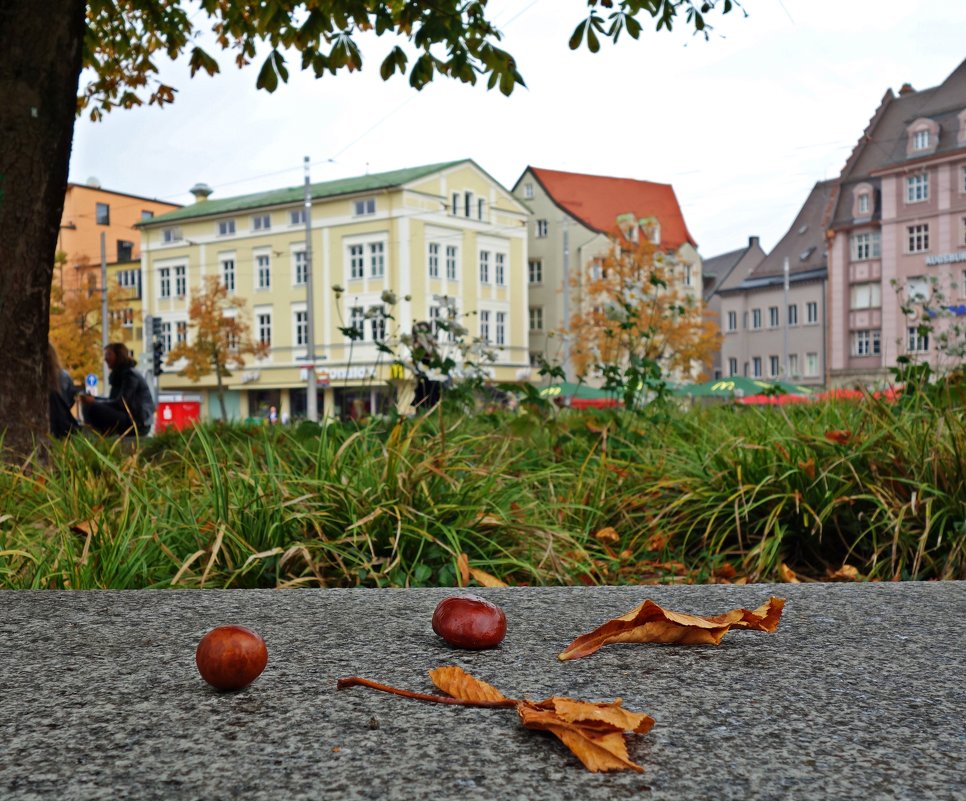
140,160,531,420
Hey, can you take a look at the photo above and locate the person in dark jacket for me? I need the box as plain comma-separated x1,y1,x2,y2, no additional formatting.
79,343,155,437
48,342,80,438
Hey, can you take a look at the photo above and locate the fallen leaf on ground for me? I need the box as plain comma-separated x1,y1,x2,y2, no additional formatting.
779,563,801,583
339,665,653,773
824,429,852,444
458,552,509,587
828,564,861,581
558,596,785,660
594,526,620,544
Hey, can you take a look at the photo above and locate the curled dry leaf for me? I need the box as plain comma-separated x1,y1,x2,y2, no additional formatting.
824,429,852,445
779,563,801,583
558,597,785,661
339,665,653,773
458,551,508,587
594,526,620,544
828,564,861,581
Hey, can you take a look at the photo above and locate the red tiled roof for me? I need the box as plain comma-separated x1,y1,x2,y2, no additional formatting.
528,167,697,249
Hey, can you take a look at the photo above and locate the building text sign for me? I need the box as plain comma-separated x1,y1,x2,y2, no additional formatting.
925,251,966,267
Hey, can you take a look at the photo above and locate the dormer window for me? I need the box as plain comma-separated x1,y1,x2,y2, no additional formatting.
857,194,870,214
906,118,939,157
523,182,534,200
913,130,930,151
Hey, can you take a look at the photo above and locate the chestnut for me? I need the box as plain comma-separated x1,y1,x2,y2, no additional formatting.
195,624,268,691
432,594,507,649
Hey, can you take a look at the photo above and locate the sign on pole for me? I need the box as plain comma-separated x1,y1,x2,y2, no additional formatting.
85,373,98,393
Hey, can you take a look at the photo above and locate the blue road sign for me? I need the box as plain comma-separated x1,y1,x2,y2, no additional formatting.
85,373,98,389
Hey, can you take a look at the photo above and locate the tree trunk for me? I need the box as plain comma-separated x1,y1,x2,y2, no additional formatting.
0,0,86,458
215,364,227,420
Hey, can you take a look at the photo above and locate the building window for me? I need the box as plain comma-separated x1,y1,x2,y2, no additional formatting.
788,304,798,326
495,253,506,286
769,355,780,377
726,310,737,332
252,214,271,231
523,182,534,200
495,311,506,346
479,251,490,283
752,357,762,377
354,198,375,216
907,224,930,253
294,310,308,346
176,320,188,344
906,276,930,302
535,219,548,238
162,322,173,352
768,306,779,328
857,193,870,214
529,306,543,331
368,242,385,278
218,219,236,236
961,216,966,247
464,191,473,218
257,313,272,346
528,259,543,284
852,330,871,356
907,326,929,353
428,243,440,279
349,244,364,279
290,208,306,226
350,307,364,339
751,309,762,329
851,231,881,260
728,357,738,376
451,193,460,215
371,306,386,342
805,352,819,377
162,227,182,244
912,130,930,150
221,258,235,292
429,306,442,338
256,254,271,289
117,240,134,262
683,264,693,287
159,267,171,299
95,202,110,225
480,310,490,342
117,269,140,295
174,265,186,298
294,250,307,286
788,353,799,377
478,198,486,221
806,301,818,324
850,282,881,309
445,245,458,280
141,210,155,220
906,174,929,203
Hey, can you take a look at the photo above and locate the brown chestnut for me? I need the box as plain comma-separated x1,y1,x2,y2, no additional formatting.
195,625,268,691
432,594,507,649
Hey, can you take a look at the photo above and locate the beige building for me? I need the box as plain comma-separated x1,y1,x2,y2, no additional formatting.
511,167,703,381
827,58,966,384
719,181,833,387
139,160,530,421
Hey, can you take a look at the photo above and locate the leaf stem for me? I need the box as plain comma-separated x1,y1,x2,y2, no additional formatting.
337,676,518,707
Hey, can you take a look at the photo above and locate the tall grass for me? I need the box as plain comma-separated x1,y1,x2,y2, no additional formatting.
2,392,964,589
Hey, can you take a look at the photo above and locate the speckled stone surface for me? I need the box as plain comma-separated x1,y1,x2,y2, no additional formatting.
0,583,964,800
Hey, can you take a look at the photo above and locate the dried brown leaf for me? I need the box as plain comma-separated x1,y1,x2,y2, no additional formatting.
594,526,620,544
779,563,801,583
456,552,470,587
428,666,509,703
468,567,508,588
828,564,861,581
558,597,785,661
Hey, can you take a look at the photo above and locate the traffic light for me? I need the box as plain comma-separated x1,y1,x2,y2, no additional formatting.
152,338,165,375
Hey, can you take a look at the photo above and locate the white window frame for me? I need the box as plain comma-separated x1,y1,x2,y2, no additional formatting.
768,306,779,328
523,182,534,200
751,309,762,330
850,282,881,310
445,245,458,281
252,214,271,232
528,259,543,284
368,241,385,278
293,307,308,347
349,244,365,280
788,304,798,326
907,224,930,253
480,309,490,342
349,306,365,339
769,355,780,377
256,253,272,290
906,173,929,203
217,219,236,236
495,252,506,286
428,242,440,279
221,257,236,292
477,198,486,221
479,250,490,284
857,193,870,214
162,227,182,244
290,208,306,226
354,198,376,216
293,249,307,286
175,320,188,345
806,302,819,324
752,357,762,378
906,276,930,302
495,311,506,346
370,305,386,342
159,267,171,299
805,352,819,377
529,306,543,331
853,330,871,356
451,193,460,215
912,129,930,151
788,353,799,377
907,326,929,353
851,231,881,261
728,357,738,376
174,265,186,298
726,310,737,332
256,310,272,347
535,219,548,238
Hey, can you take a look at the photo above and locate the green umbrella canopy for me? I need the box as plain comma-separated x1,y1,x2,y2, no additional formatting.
672,376,810,397
539,381,619,400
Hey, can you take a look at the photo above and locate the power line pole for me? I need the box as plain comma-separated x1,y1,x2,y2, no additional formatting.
304,156,318,422
783,256,790,379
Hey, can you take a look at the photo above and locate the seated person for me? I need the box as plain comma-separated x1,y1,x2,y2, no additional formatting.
79,343,155,437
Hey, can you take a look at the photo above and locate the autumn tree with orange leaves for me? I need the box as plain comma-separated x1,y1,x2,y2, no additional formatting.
566,233,720,405
48,252,127,380
165,276,268,420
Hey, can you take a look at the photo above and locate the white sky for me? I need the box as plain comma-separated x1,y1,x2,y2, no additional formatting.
68,0,966,257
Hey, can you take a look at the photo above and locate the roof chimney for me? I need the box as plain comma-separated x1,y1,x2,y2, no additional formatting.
189,182,213,203
749,235,760,249
898,82,915,96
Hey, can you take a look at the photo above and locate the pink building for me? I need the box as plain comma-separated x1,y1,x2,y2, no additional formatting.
827,58,966,384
